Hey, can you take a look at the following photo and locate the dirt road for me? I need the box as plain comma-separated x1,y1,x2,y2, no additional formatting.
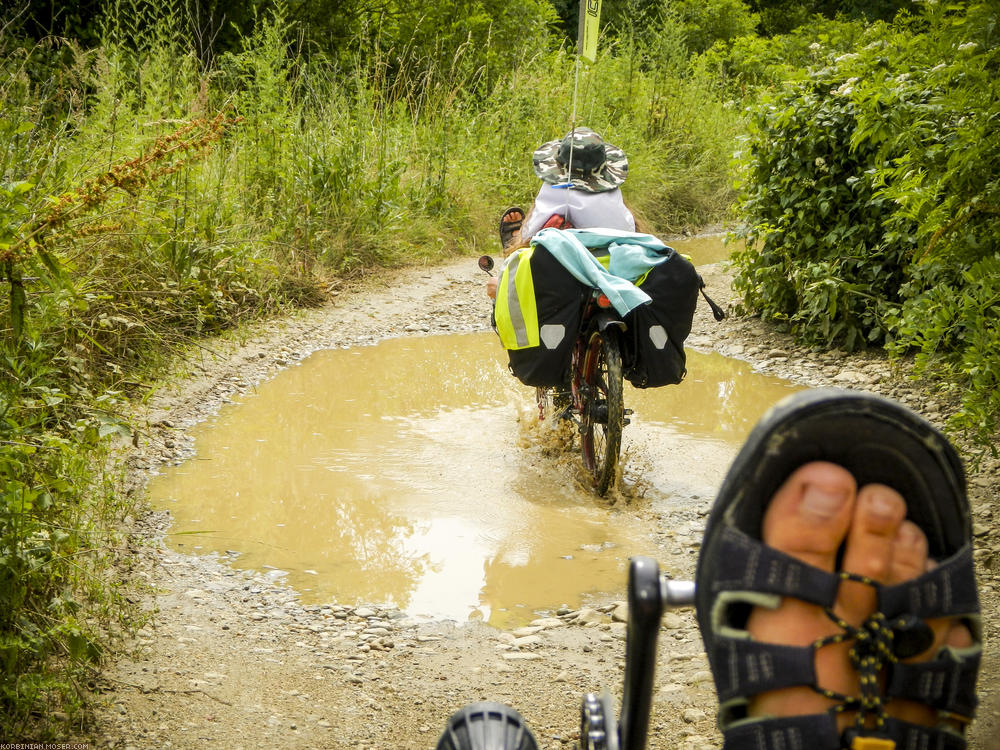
86,248,999,749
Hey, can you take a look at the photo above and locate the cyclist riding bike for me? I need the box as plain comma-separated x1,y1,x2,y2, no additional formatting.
484,126,720,494
487,126,637,300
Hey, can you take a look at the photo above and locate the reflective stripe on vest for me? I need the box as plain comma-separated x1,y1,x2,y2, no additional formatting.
494,248,539,350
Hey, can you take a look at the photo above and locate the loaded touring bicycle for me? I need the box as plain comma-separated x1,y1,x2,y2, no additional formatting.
485,227,725,495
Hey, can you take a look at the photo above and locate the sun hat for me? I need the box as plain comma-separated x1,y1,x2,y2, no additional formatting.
532,127,628,193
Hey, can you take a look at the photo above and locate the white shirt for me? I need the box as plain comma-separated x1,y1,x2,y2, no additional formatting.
521,183,635,240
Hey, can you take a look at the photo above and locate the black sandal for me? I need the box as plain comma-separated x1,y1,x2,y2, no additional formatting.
696,388,981,750
499,206,524,250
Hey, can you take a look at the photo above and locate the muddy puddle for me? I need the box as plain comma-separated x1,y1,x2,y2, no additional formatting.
673,233,740,266
149,323,798,628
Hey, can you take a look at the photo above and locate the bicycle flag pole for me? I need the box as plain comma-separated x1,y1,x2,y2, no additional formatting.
560,0,603,215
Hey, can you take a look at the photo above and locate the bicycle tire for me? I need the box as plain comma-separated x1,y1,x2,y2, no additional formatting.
579,329,624,496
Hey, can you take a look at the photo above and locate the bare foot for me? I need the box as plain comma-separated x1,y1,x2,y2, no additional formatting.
747,461,973,728
500,208,524,253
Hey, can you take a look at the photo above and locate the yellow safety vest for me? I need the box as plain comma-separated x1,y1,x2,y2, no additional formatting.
494,248,539,350
494,246,636,351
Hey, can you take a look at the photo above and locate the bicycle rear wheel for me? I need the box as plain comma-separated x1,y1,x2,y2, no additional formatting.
579,329,624,496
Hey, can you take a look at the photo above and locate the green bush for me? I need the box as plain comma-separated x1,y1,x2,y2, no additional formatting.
0,334,127,735
700,16,866,93
673,0,759,55
732,2,1000,447
731,60,914,348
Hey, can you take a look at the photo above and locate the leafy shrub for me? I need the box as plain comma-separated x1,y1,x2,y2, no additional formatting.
732,2,1000,446
672,0,759,55
0,336,127,735
731,60,915,349
700,17,866,93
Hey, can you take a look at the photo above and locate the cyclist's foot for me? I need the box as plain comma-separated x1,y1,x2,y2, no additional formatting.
746,461,974,727
499,207,524,252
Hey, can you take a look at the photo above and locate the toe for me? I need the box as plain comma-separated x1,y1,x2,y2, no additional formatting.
835,484,907,625
814,485,907,715
889,520,928,585
750,462,858,648
746,462,857,718
760,461,857,571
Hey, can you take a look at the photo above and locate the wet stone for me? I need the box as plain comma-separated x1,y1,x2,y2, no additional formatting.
512,626,544,638
833,370,871,385
529,618,565,629
513,635,543,648
661,613,685,630
573,608,609,626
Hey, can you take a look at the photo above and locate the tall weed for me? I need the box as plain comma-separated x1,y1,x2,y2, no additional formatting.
1,0,742,733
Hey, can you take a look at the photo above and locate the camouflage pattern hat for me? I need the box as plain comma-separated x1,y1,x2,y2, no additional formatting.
532,127,628,193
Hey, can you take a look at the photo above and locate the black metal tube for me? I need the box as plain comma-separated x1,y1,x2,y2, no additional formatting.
618,556,665,750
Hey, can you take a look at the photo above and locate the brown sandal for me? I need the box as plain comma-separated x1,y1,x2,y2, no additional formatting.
499,206,523,250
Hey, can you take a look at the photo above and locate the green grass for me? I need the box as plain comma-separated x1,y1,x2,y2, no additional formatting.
0,7,739,736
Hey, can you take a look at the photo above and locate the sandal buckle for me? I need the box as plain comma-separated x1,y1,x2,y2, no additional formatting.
843,728,896,750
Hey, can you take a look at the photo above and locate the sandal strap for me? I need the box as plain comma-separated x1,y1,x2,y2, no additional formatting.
880,717,968,750
878,544,979,620
723,715,968,750
712,532,981,725
714,530,979,622
722,713,841,750
714,526,841,607
887,647,981,717
712,640,817,703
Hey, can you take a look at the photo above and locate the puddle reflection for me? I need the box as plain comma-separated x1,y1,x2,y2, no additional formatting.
150,331,798,627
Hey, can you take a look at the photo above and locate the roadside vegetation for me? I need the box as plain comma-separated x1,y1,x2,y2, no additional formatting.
728,2,1000,449
1,0,996,738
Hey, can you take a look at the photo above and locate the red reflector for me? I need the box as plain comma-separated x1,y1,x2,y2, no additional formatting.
597,294,612,308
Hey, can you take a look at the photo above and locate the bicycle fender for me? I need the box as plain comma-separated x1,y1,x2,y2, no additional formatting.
592,311,627,334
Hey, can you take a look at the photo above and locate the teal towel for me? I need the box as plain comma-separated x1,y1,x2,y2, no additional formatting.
530,227,676,316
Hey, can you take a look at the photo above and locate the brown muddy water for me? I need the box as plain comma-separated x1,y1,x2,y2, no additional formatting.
149,332,798,629
150,234,772,628
673,233,741,266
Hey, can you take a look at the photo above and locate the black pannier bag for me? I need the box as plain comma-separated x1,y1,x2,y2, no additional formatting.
499,244,589,387
621,251,701,388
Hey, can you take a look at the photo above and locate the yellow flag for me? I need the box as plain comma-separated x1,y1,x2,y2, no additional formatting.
577,0,602,63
